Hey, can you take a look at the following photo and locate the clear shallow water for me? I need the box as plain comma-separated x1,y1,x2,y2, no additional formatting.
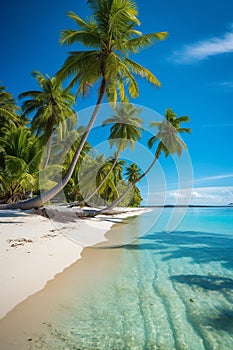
38,208,233,350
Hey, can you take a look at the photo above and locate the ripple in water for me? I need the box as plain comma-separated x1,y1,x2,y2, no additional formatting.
34,208,233,349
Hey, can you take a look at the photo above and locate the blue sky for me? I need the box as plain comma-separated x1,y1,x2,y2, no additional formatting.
0,0,233,205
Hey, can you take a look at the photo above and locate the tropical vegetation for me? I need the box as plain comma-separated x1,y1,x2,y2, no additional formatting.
98,107,191,212
0,0,191,213
19,71,76,168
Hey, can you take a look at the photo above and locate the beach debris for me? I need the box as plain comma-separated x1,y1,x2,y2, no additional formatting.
42,232,59,239
7,238,33,247
34,206,99,221
189,298,195,302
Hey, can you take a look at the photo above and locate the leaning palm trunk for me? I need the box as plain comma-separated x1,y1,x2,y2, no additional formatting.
0,79,106,210
70,149,120,207
98,143,162,213
42,135,52,169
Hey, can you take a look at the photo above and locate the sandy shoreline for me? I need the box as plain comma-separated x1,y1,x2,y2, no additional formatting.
0,206,147,320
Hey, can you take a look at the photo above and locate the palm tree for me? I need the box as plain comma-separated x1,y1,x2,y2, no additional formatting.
93,160,120,204
100,108,191,211
19,71,76,168
0,127,42,203
111,158,126,184
0,0,167,210
62,130,92,203
103,104,142,152
91,158,126,205
125,162,142,183
72,103,142,206
0,85,21,138
124,163,142,207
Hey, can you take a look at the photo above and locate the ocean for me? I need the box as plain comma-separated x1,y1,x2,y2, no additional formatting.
30,207,233,349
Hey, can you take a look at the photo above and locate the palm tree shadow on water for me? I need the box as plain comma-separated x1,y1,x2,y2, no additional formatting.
122,230,233,269
122,230,233,336
205,309,233,333
171,274,233,292
171,274,233,333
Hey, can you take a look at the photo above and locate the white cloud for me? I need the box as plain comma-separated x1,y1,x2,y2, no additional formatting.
191,190,220,200
189,187,233,204
172,26,233,63
191,191,201,198
219,81,233,89
208,80,233,92
196,173,233,183
201,123,233,128
167,188,224,202
169,191,186,199
144,186,233,206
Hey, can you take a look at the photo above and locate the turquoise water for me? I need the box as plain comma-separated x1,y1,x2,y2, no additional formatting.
39,208,233,349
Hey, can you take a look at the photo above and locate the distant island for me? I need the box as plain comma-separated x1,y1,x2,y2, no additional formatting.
143,204,233,208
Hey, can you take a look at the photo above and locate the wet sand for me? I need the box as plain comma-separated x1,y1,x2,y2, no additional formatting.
0,209,153,349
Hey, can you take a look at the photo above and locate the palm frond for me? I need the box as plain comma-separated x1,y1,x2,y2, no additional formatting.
66,11,94,30
150,121,161,128
178,127,191,134
60,29,101,47
124,58,160,86
106,53,139,98
118,32,168,53
19,91,41,99
5,155,27,175
56,50,100,85
148,135,158,149
0,107,19,122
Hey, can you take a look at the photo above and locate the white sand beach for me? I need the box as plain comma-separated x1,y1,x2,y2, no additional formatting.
0,207,146,320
